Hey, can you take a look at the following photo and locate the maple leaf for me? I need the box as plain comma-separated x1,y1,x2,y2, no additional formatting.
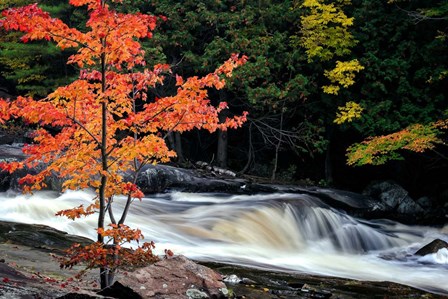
0,99,10,124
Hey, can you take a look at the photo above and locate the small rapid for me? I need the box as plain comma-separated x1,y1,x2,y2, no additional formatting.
1,190,447,294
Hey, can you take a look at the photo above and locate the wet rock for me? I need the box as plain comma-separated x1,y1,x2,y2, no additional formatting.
223,274,257,285
0,220,93,252
106,255,227,298
396,196,424,214
134,164,243,194
363,181,424,215
416,196,432,210
0,144,64,191
0,143,26,159
300,284,332,298
223,274,242,284
415,239,448,256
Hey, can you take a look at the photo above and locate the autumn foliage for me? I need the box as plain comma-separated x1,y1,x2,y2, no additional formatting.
347,120,448,166
0,0,246,288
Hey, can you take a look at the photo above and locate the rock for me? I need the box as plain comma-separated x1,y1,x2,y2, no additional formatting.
222,274,256,285
416,196,432,210
0,221,93,252
223,274,242,284
100,255,227,299
0,262,29,281
396,196,424,214
134,164,243,194
0,262,68,298
363,181,405,209
0,144,64,191
195,161,236,177
415,239,448,256
186,288,209,298
363,181,424,215
0,144,26,159
58,292,112,298
98,281,142,298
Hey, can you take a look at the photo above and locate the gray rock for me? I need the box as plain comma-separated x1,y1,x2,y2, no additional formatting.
0,220,93,252
416,196,432,210
363,181,423,215
223,274,242,284
186,288,209,298
396,196,424,214
134,164,243,194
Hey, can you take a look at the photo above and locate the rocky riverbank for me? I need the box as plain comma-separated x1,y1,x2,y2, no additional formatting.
0,221,446,298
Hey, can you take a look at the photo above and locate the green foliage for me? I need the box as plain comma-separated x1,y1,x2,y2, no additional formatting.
146,0,326,169
0,0,31,10
348,0,448,136
277,164,298,182
344,0,448,169
0,0,78,97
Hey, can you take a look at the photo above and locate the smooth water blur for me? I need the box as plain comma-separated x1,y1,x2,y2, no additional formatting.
1,190,447,294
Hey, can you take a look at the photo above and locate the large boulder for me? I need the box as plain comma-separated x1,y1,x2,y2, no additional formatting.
0,220,92,251
99,255,228,299
415,239,448,256
134,164,243,194
363,181,424,215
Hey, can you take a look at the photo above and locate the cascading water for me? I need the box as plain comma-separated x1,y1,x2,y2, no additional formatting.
1,189,447,294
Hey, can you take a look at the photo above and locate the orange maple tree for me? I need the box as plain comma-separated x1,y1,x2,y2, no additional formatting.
0,0,247,288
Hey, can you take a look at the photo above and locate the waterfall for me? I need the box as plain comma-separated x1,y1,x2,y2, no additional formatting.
1,190,447,294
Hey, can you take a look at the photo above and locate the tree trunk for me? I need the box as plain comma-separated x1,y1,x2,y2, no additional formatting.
167,132,175,151
99,23,113,288
239,123,253,174
324,126,334,185
216,91,228,168
174,132,185,163
325,143,333,185
216,128,228,168
271,107,284,182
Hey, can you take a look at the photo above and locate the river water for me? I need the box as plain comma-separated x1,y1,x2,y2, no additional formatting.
0,189,447,294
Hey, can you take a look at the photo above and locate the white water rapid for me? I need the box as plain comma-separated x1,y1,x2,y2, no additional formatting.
1,189,447,294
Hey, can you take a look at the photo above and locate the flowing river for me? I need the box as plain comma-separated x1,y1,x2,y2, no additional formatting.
1,189,447,294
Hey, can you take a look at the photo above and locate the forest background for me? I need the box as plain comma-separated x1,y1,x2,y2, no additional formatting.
1,0,447,199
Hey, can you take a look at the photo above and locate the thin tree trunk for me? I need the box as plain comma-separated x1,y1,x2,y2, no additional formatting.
271,144,280,181
324,126,334,186
98,14,112,287
325,142,333,185
216,91,228,168
239,123,253,174
271,108,284,182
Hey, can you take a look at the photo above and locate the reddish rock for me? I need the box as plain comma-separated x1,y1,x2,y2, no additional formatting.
101,255,228,298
